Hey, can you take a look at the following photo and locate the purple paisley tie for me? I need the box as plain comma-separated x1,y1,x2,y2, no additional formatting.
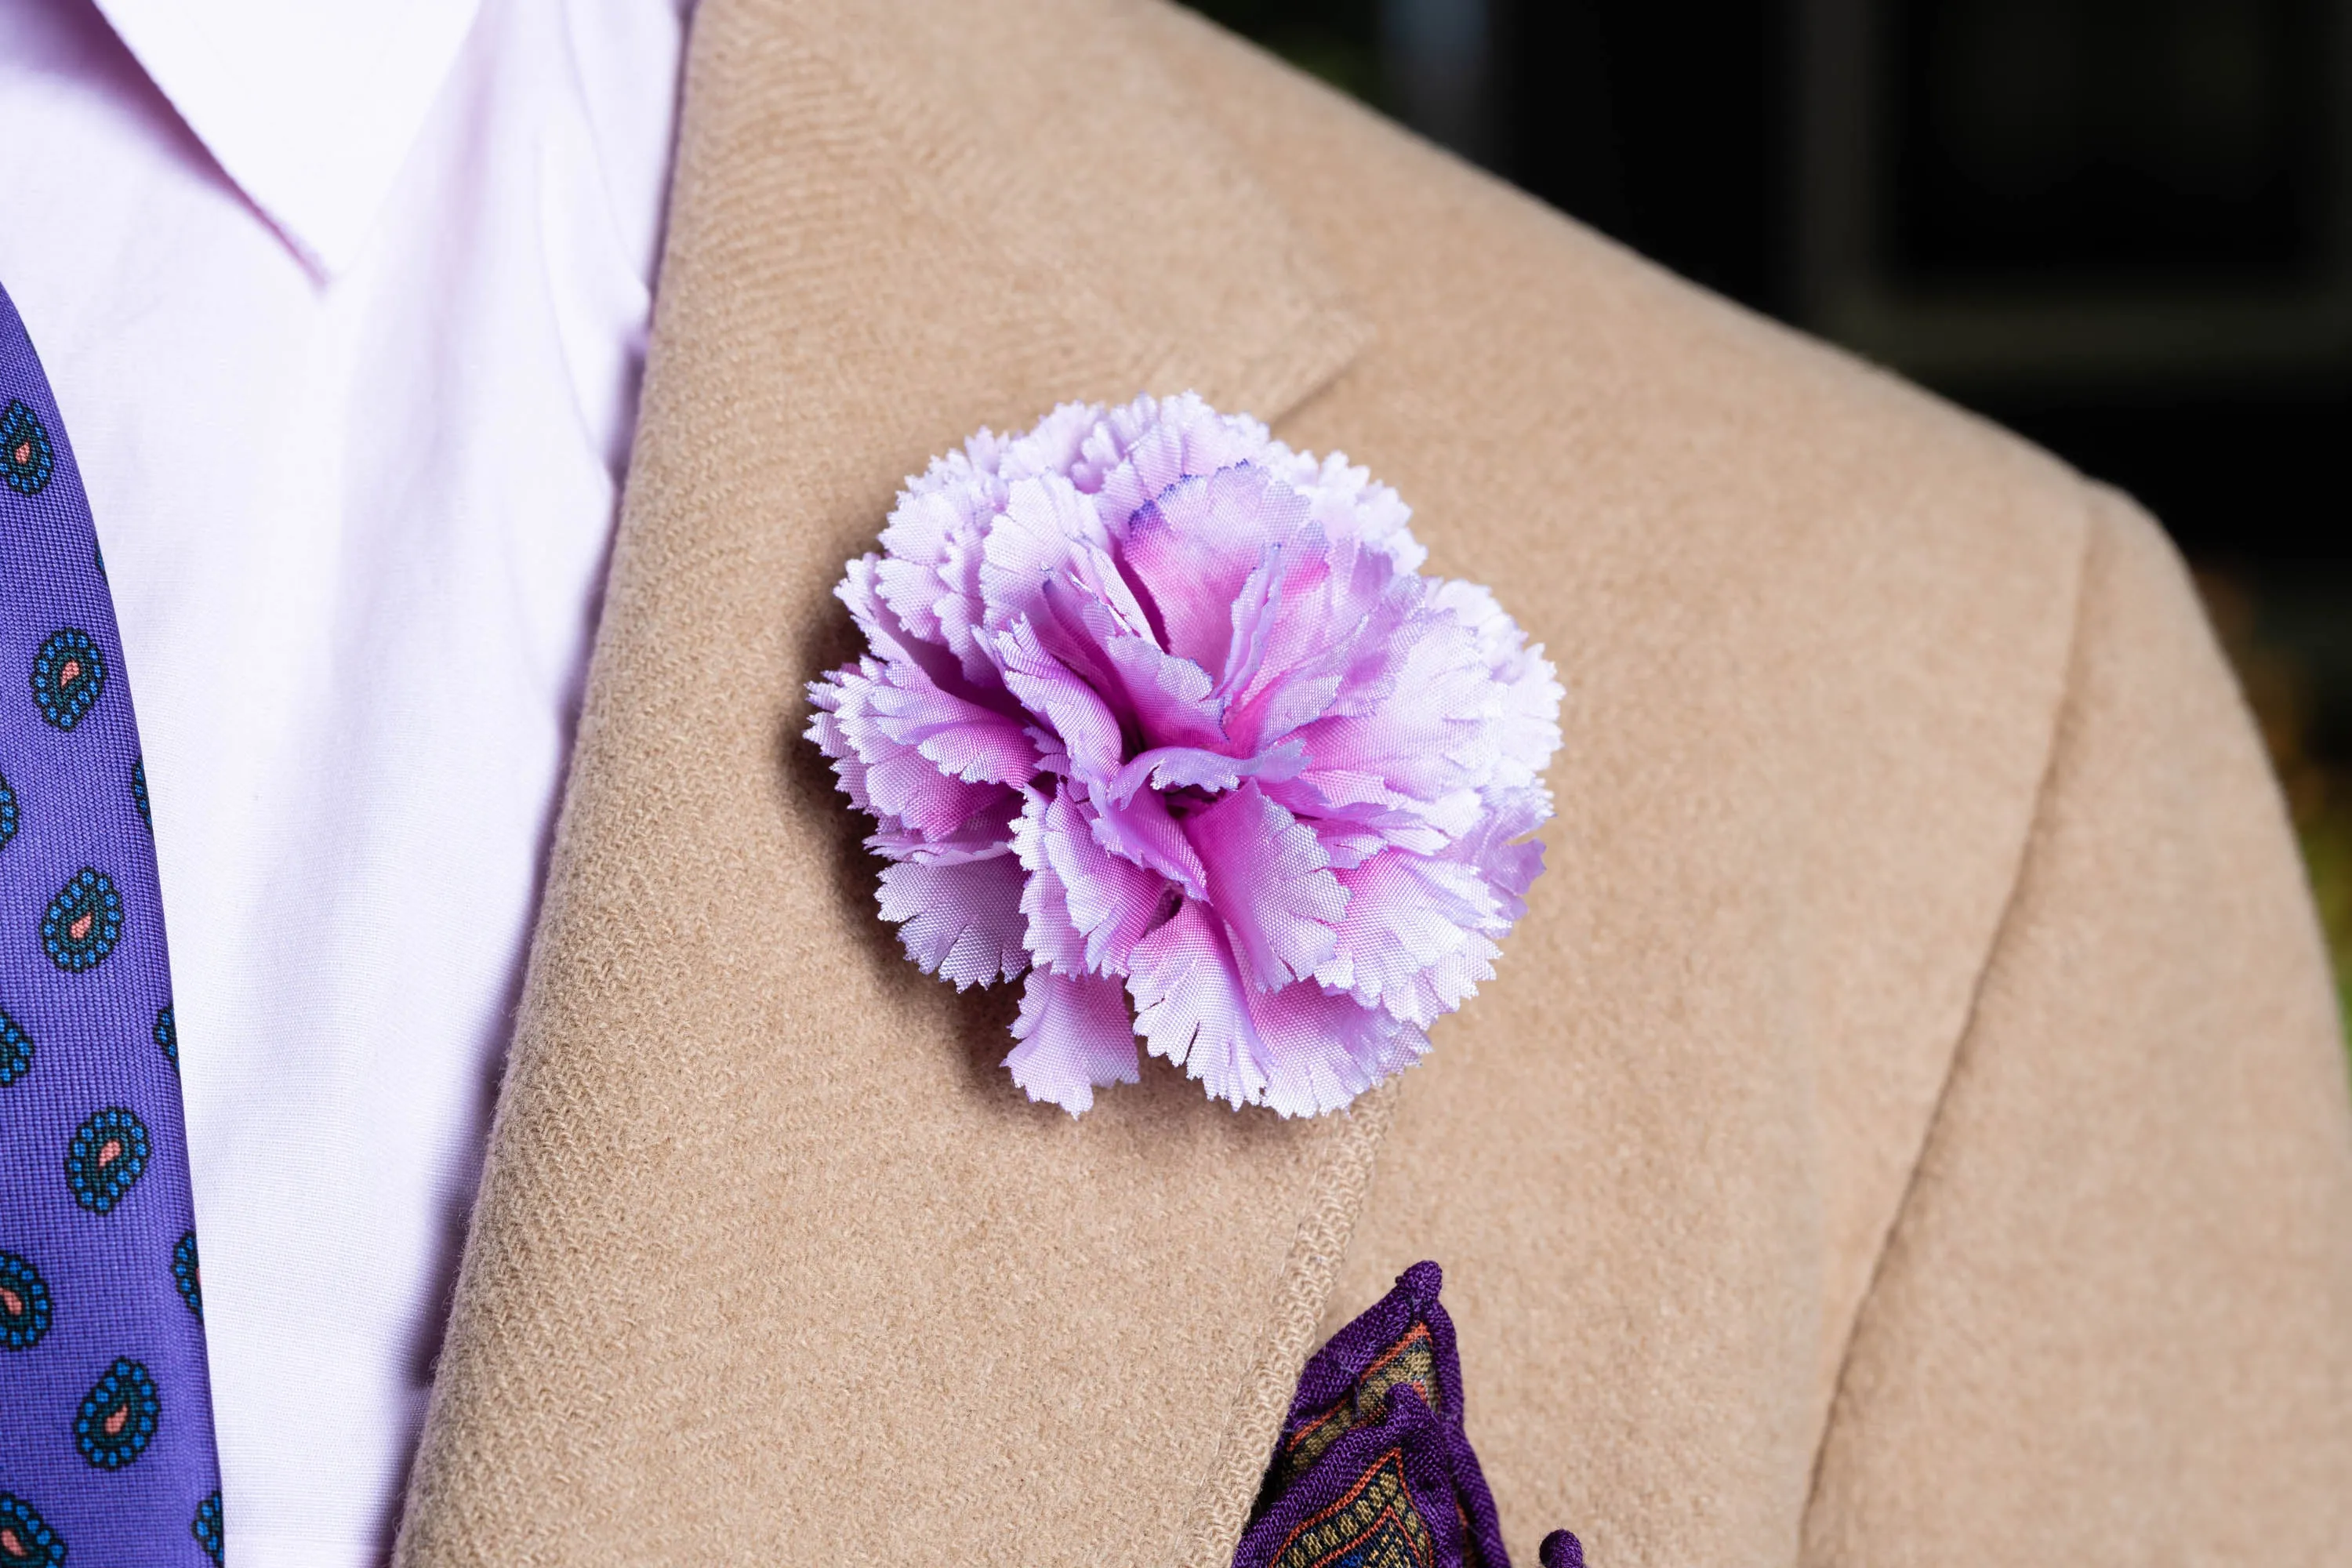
0,283,224,1566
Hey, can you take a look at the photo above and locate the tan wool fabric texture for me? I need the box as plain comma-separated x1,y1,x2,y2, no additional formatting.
394,2,2352,1564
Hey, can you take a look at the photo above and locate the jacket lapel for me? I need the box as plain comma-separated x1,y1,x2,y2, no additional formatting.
395,2,1377,1563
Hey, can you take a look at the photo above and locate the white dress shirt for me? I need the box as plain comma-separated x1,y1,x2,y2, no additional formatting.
0,2,689,1561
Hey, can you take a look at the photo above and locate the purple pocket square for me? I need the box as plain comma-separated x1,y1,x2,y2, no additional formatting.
1235,1261,1584,1568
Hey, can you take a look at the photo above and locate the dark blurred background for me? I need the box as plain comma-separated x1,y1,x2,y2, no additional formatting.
1184,0,2352,1019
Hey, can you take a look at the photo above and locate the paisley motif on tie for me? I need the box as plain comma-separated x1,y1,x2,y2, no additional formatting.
0,1012,30,1087
74,1358,162,1469
0,1250,51,1350
41,867,123,971
173,1231,202,1320
0,401,52,497
28,629,105,731
64,1107,150,1214
0,1494,65,1567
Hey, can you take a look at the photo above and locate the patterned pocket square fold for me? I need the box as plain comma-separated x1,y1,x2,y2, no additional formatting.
1236,1261,1582,1568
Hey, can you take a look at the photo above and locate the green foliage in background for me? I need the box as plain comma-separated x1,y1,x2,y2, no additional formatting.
2199,568,2352,1055
1179,0,1384,103
2304,807,2352,1039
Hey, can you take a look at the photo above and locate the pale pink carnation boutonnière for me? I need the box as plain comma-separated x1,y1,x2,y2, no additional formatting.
807,394,1561,1116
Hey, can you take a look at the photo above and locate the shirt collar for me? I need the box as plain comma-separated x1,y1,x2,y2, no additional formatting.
93,0,483,277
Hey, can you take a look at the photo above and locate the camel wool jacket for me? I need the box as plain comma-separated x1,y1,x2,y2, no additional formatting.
391,1,2352,1563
